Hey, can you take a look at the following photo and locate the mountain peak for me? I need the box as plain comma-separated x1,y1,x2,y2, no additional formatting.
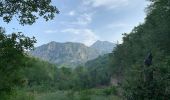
93,40,113,44
30,41,100,67
91,40,115,54
30,41,116,67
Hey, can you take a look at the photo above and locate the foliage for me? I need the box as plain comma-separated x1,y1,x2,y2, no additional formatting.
16,55,116,94
0,27,36,97
9,89,35,100
85,54,112,87
110,0,170,99
0,0,59,25
0,0,58,99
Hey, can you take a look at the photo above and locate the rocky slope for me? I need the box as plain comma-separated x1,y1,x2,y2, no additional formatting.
90,40,116,55
30,41,115,67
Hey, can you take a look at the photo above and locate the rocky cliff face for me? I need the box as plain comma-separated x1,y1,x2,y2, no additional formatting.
90,40,116,55
30,41,115,67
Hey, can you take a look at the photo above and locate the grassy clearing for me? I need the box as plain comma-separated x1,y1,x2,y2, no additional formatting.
34,90,121,100
9,87,121,100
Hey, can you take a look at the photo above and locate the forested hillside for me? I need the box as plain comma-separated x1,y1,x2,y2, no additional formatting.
8,57,119,100
110,0,170,99
23,56,113,91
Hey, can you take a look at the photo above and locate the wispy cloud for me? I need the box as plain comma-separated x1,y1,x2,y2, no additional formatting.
61,13,93,27
82,0,130,9
74,13,92,25
44,30,58,34
107,23,132,29
61,28,99,46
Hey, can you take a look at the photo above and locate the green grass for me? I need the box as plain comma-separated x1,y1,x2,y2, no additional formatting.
9,87,122,100
34,90,121,100
35,91,68,100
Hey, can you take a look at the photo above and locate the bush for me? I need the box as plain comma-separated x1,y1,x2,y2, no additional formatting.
9,89,35,100
102,86,118,96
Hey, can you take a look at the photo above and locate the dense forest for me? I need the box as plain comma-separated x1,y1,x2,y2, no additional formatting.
110,0,170,99
0,0,170,100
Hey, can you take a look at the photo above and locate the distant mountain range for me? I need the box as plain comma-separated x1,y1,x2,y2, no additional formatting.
30,40,116,67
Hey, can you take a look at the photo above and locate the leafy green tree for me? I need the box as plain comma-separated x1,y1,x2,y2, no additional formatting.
110,0,170,99
0,28,36,98
0,0,59,98
0,0,59,25
85,54,112,87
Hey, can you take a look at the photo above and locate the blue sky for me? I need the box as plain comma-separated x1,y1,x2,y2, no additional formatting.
0,0,149,46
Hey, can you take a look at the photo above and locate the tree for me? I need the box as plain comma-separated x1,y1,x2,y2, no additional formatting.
0,0,59,25
0,28,36,98
0,0,59,98
109,0,170,99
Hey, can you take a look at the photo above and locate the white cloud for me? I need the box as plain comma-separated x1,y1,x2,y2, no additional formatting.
72,13,93,26
83,0,129,9
107,23,132,29
61,28,81,34
44,30,58,34
61,13,93,27
78,13,92,25
68,11,76,16
61,28,99,46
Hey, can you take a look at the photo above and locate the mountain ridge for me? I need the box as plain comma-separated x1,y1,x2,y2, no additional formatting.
90,40,116,55
30,40,116,67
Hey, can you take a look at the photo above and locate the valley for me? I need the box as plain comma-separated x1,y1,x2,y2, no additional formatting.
0,0,169,100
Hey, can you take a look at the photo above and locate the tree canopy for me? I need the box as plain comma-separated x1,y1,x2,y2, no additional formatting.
0,0,59,25
0,0,59,99
110,0,170,99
